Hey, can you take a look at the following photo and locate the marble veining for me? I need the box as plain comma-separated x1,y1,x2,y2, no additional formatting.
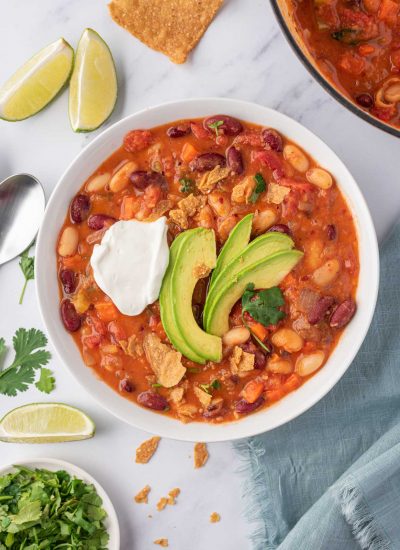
0,0,399,549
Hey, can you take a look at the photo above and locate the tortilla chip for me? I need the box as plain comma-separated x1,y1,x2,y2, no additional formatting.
167,487,180,505
157,497,168,511
109,0,224,64
136,436,161,463
134,484,151,503
194,442,209,468
267,183,290,205
154,539,169,547
210,512,221,523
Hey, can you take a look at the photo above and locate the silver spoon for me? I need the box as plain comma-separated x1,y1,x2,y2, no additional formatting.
0,174,45,265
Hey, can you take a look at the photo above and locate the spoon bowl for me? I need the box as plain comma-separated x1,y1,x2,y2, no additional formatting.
0,174,45,265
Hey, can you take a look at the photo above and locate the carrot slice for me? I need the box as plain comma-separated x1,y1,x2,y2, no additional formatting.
250,322,268,342
284,373,302,392
242,380,265,404
181,143,198,163
95,301,119,322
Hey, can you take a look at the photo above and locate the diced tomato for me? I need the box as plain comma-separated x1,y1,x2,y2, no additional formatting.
123,130,153,153
143,184,162,209
95,302,119,322
338,8,378,40
120,196,139,220
242,380,265,404
190,121,211,140
339,52,366,76
181,142,199,163
83,334,102,349
266,388,285,402
371,105,396,121
233,130,264,148
87,314,107,336
378,0,400,25
108,321,127,342
279,177,314,193
254,150,286,179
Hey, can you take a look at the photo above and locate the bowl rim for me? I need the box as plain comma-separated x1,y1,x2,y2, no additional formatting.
35,97,379,442
0,457,120,549
269,0,400,139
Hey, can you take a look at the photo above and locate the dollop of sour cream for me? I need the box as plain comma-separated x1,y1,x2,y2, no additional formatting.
91,218,169,316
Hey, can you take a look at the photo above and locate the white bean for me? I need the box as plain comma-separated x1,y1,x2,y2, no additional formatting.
208,191,231,217
222,327,251,347
267,356,293,374
312,259,340,287
58,226,79,257
283,144,309,173
271,328,304,353
295,351,325,376
252,209,277,235
109,161,138,193
306,168,333,190
86,173,111,193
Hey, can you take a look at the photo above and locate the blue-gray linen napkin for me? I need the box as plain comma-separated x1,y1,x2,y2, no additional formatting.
235,223,400,550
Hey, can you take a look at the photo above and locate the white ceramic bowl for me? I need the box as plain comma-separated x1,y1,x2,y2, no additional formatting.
0,457,120,549
36,98,379,442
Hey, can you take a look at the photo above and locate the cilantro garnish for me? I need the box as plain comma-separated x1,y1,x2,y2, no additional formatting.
207,120,224,137
179,177,195,194
331,29,360,45
19,245,35,305
0,328,54,396
242,283,285,327
249,173,267,204
199,379,221,394
0,466,109,548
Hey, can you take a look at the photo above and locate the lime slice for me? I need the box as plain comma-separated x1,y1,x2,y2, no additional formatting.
0,403,95,443
69,28,117,132
0,38,74,122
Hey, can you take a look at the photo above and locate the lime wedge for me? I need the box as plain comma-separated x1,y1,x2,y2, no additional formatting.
69,28,117,132
0,38,74,122
0,403,95,443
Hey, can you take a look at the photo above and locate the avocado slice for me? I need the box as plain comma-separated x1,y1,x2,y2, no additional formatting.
159,230,204,364
171,228,222,363
209,213,253,291
206,250,304,337
203,232,294,329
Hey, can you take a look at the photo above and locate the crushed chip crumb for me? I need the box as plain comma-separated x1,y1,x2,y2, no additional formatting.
194,442,209,468
157,497,169,511
266,183,290,204
154,538,169,547
134,484,151,503
167,487,181,505
210,512,221,523
136,436,161,464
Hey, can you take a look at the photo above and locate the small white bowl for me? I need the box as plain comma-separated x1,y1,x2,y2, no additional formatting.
0,457,120,549
36,98,379,442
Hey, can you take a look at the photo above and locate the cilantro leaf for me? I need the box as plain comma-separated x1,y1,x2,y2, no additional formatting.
242,283,286,327
199,379,221,394
35,367,55,394
179,177,195,194
249,173,267,204
19,246,35,305
0,338,6,365
207,120,224,137
0,329,53,396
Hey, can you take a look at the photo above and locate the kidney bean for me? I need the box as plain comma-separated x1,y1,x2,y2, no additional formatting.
262,128,283,152
226,146,244,175
267,224,291,235
60,299,81,332
235,395,265,414
119,379,134,393
327,224,337,240
130,170,165,190
254,350,268,369
137,390,168,411
166,124,191,138
308,295,335,325
70,194,90,223
189,153,226,172
60,269,77,294
203,115,243,136
87,214,116,230
203,400,225,418
356,93,374,109
330,299,357,328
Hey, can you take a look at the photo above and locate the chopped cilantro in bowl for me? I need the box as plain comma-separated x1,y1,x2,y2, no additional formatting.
0,463,113,549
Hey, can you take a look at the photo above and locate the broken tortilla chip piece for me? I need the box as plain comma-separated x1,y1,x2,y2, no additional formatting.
134,485,151,503
136,436,161,463
210,512,221,523
109,0,224,64
194,442,209,468
154,539,169,547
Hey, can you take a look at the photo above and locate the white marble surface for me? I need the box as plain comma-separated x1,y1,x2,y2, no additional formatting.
0,1,399,549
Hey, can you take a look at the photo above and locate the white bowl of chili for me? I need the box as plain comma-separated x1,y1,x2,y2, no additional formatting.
36,98,379,442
